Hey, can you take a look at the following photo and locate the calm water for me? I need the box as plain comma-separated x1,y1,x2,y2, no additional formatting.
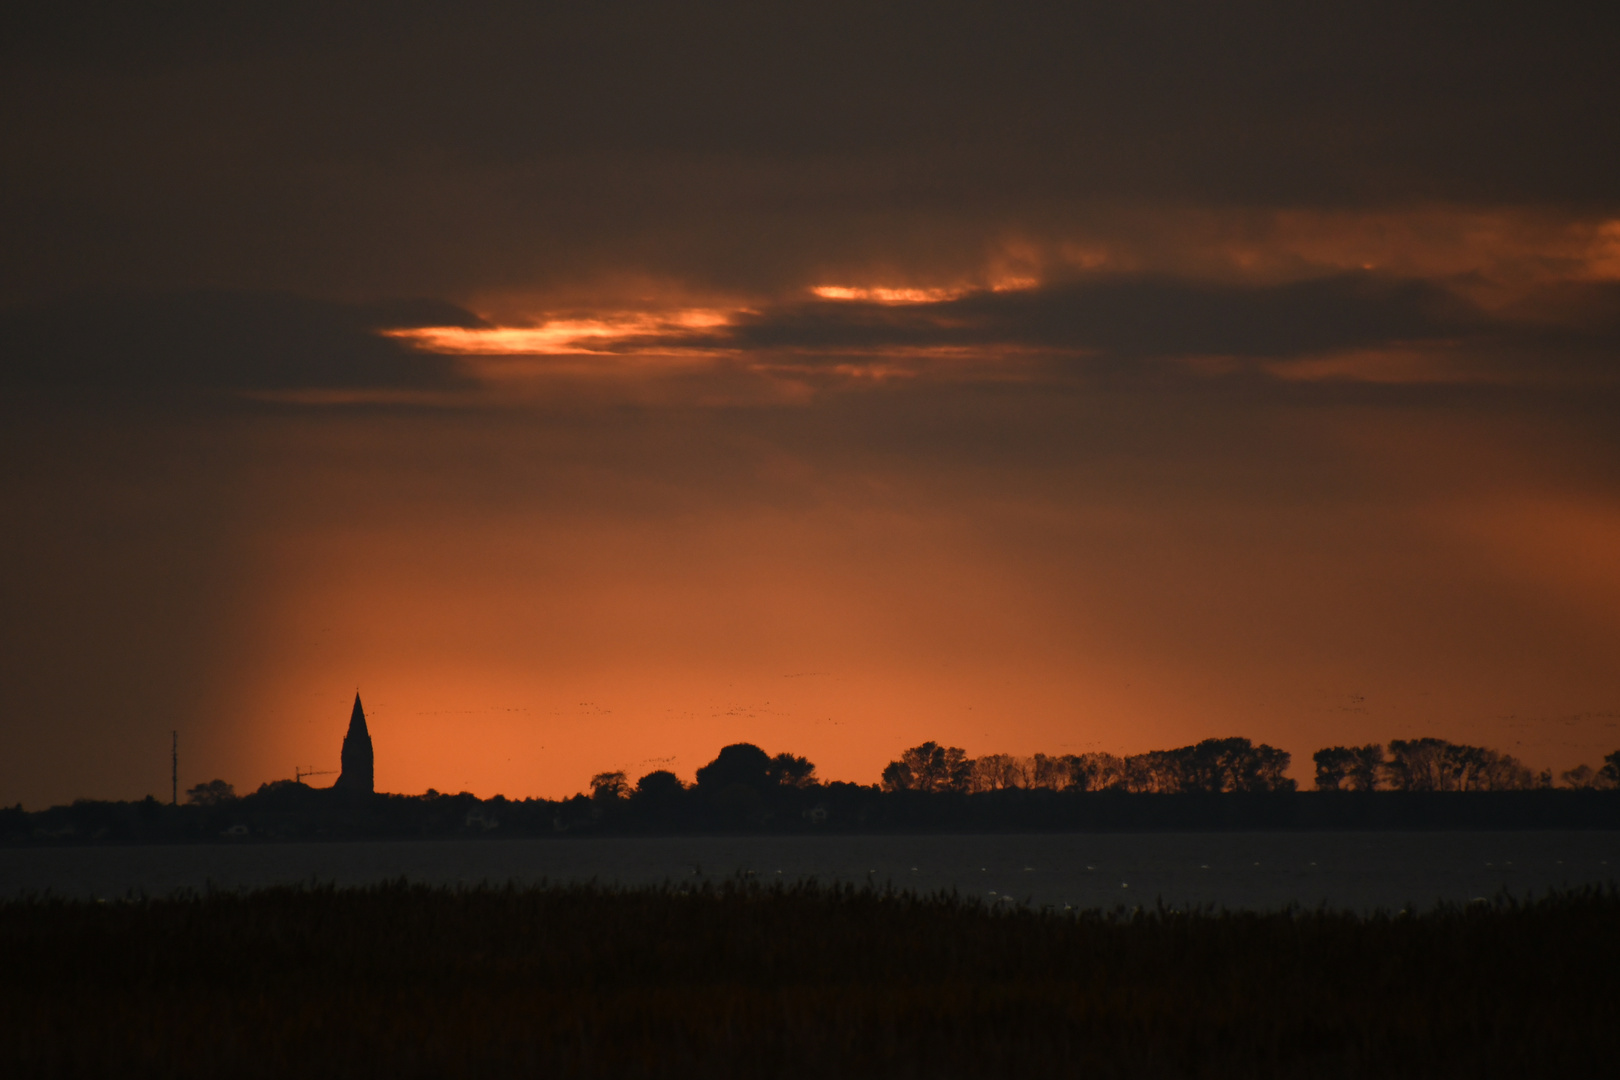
4,832,1616,911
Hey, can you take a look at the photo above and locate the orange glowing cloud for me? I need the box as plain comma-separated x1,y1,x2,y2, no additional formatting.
376,219,1616,402
810,285,973,304
381,277,1062,392
386,308,735,356
974,207,1620,299
810,274,1040,305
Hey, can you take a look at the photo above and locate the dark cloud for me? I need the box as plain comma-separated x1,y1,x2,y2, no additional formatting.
1404,282,1620,387
5,3,1620,809
2,3,1616,301
0,291,482,391
711,274,1479,360
655,274,1619,393
7,3,1615,188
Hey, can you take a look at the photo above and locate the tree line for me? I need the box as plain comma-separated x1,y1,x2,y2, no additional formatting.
1314,741,1620,793
589,736,1297,805
873,737,1620,797
108,735,1620,814
9,736,1620,845
879,738,1295,795
585,743,817,805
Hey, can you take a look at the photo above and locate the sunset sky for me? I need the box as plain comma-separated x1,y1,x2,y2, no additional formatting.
3,3,1619,807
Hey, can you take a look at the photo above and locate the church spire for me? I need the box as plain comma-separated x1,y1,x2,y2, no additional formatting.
334,691,375,794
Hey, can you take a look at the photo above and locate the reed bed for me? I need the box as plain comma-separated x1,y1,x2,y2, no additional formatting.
2,880,1615,1078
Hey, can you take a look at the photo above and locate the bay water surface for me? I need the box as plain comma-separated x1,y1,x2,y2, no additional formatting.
5,831,1617,911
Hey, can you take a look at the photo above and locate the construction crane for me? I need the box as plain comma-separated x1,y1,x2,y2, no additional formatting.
295,766,337,785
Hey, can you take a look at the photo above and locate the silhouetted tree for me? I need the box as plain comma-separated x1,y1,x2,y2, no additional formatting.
1600,751,1620,788
1314,747,1355,791
1561,764,1598,789
1462,743,1533,790
634,770,685,798
1116,739,1294,794
185,779,235,806
1384,738,1440,790
1347,744,1384,791
880,760,914,792
1065,752,1127,791
1236,741,1294,792
695,744,774,791
767,753,817,788
1386,738,1451,790
969,754,1030,792
1030,753,1068,790
1181,738,1286,793
1383,738,1533,792
1124,750,1183,793
881,742,973,793
1316,745,1386,791
589,771,629,801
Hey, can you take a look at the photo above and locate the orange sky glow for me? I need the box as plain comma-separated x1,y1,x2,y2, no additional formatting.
4,7,1619,809
154,215,1620,802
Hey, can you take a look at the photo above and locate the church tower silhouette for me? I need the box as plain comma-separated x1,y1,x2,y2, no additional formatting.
335,692,375,793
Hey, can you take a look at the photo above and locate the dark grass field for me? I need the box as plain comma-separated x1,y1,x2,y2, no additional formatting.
2,880,1616,1078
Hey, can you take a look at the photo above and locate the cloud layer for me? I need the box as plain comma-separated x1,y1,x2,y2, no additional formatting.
0,292,481,391
717,275,1477,358
3,2,1620,806
3,3,1617,302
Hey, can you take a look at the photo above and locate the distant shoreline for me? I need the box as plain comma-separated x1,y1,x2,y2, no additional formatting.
7,788,1620,846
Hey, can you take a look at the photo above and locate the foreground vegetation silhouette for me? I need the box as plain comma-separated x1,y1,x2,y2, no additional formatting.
2,880,1615,1078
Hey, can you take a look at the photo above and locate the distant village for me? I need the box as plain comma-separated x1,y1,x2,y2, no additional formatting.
5,694,1619,844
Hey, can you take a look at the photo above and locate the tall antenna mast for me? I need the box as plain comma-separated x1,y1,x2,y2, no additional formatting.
171,730,178,806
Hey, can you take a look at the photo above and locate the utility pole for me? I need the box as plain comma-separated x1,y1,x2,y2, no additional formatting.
171,731,178,806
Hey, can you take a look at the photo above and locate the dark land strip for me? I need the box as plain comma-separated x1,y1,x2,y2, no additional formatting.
8,788,1620,845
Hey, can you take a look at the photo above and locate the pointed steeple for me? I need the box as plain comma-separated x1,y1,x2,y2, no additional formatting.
348,692,369,738
334,691,375,794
